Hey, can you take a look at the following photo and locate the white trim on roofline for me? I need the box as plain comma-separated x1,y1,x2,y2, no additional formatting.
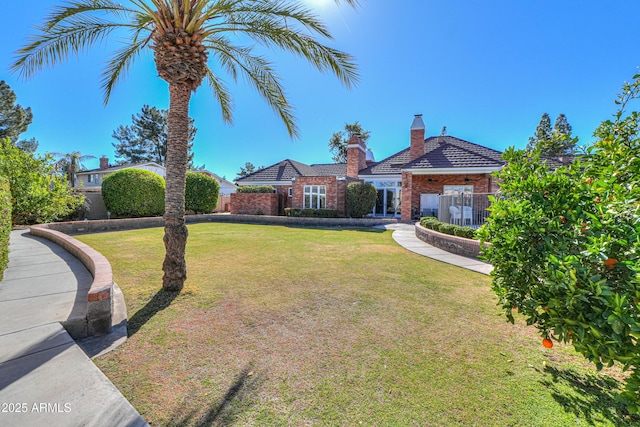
401,166,502,175
358,174,401,180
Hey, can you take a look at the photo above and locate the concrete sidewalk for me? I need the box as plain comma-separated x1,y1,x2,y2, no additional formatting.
0,230,147,427
381,223,493,275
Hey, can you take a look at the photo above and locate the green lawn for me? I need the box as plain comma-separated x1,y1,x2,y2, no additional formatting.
77,223,636,426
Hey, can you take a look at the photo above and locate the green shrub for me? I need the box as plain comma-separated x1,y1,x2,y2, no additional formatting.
346,182,377,218
420,216,439,228
437,223,455,235
477,74,640,412
0,176,10,280
236,185,274,193
185,172,220,214
453,225,477,239
0,139,83,224
420,216,477,239
102,169,165,218
285,208,338,218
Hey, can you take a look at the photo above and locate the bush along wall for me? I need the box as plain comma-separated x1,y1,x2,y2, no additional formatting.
0,176,11,280
185,172,220,214
102,169,165,218
236,185,275,193
285,208,339,218
420,216,477,239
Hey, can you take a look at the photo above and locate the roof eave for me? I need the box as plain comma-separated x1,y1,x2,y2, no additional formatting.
401,166,503,175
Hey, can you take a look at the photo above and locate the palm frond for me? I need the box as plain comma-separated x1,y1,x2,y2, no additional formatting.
213,0,332,39
209,37,299,138
205,4,359,89
204,68,234,124
102,29,151,104
12,17,130,79
43,0,135,30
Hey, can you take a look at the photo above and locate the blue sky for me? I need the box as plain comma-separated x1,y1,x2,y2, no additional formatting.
1,1,639,181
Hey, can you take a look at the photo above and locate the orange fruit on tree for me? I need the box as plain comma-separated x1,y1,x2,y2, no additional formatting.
605,258,619,269
542,338,553,349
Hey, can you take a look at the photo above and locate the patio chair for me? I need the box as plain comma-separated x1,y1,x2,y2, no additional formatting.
462,206,473,225
449,205,461,224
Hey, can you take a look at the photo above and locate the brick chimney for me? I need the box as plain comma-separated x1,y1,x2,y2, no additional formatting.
409,114,425,162
99,156,109,170
346,133,367,178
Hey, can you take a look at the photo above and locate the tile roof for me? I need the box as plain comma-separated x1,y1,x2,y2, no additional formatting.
237,136,504,184
360,135,504,175
236,159,345,183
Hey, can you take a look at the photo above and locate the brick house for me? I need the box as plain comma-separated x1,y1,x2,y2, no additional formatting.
235,114,504,222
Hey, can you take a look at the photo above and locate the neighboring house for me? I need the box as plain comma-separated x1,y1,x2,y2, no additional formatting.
76,157,165,188
76,156,237,219
236,114,504,222
193,170,238,196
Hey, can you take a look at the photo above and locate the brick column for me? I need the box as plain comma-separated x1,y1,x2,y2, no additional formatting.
401,171,413,223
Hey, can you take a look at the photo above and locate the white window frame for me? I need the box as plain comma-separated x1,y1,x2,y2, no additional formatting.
288,187,293,197
303,185,326,209
443,185,473,195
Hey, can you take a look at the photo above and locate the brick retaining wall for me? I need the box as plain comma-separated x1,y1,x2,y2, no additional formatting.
414,222,489,259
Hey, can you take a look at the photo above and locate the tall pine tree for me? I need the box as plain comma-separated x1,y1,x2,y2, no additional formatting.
527,112,576,156
112,105,196,166
0,81,38,152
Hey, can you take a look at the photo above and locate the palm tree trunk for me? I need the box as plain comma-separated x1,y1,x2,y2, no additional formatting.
162,83,191,291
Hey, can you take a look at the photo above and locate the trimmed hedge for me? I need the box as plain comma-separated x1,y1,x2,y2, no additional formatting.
285,208,339,218
237,185,275,193
0,176,10,280
102,169,165,218
420,216,477,239
346,182,377,218
186,172,220,214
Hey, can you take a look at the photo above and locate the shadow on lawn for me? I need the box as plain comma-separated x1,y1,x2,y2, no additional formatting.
541,365,638,425
169,365,260,427
127,289,179,337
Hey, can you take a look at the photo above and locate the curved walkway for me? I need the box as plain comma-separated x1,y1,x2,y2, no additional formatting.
0,230,147,427
381,223,493,275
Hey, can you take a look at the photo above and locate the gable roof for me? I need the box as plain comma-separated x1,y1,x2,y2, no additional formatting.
360,135,504,175
236,159,346,184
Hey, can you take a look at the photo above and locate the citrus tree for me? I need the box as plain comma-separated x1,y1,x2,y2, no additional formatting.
478,73,640,411
12,0,359,291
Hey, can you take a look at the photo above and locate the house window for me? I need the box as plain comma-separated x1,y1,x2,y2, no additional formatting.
303,185,326,209
443,185,473,195
87,174,93,183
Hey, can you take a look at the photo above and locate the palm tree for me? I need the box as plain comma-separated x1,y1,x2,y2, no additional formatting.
52,151,96,188
12,0,359,291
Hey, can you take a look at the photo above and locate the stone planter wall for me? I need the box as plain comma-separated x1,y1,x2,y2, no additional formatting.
415,222,489,259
